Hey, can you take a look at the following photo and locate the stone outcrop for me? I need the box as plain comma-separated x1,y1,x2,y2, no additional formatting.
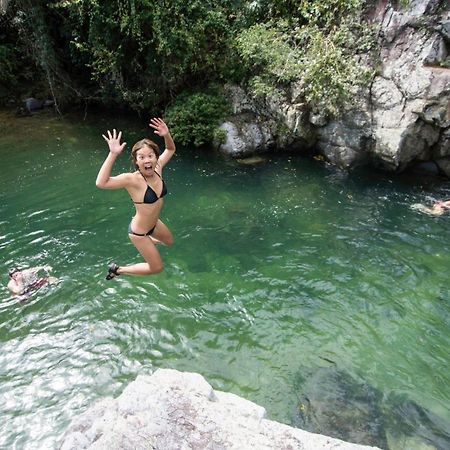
369,0,450,172
60,369,380,450
217,0,450,176
217,113,275,157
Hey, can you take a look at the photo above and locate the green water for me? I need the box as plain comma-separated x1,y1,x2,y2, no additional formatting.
0,111,449,449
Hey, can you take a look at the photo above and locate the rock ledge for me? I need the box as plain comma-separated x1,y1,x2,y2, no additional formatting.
60,368,380,450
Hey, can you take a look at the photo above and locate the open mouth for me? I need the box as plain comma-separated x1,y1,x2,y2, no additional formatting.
144,165,152,171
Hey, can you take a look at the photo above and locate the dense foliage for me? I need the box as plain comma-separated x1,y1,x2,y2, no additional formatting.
236,17,376,115
164,91,230,147
0,0,377,144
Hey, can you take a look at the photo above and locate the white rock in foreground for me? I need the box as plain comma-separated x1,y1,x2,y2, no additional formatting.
60,368,380,450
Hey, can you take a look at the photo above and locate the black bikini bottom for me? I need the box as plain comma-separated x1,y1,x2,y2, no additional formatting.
128,222,156,237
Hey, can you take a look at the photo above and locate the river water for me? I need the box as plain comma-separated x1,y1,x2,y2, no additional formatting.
0,110,449,449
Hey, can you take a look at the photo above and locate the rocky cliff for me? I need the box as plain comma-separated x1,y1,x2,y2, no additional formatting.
60,369,380,450
217,0,450,176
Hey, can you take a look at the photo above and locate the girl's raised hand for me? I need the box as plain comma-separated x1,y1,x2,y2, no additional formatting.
102,129,127,155
149,118,169,137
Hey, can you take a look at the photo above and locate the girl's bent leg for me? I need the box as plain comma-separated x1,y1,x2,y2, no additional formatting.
117,262,162,276
117,235,164,276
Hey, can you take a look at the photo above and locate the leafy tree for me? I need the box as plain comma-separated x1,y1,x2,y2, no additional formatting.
3,0,238,111
1,0,378,124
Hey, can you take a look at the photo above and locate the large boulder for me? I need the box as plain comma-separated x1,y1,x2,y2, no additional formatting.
315,105,373,169
216,86,315,157
60,369,381,450
217,114,275,158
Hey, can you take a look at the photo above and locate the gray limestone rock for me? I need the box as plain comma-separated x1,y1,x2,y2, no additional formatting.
311,0,450,171
216,1,450,175
434,127,450,158
440,20,450,42
60,369,381,450
217,116,274,157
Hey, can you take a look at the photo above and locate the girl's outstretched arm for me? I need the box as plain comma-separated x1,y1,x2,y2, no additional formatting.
150,118,176,168
96,129,131,189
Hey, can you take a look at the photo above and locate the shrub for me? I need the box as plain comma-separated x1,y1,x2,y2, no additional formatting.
235,15,376,116
164,91,231,147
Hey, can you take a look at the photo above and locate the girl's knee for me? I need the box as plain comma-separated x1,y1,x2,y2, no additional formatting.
149,262,164,274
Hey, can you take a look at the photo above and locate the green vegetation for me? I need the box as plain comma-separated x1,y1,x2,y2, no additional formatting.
235,2,377,116
0,0,377,144
164,91,231,147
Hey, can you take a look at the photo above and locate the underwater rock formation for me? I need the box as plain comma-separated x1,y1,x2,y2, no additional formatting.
292,367,450,450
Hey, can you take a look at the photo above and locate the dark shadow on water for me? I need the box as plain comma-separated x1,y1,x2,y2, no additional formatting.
293,367,386,448
292,366,450,450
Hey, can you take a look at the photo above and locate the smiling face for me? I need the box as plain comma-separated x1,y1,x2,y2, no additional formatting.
131,139,160,175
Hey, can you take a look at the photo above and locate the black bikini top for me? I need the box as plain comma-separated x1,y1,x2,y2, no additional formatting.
133,172,167,204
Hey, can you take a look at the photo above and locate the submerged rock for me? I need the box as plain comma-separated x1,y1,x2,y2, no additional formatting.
386,393,450,450
293,368,387,449
293,367,450,450
60,368,380,450
236,155,268,165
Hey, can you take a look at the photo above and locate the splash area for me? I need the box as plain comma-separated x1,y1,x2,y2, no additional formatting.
0,111,449,449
